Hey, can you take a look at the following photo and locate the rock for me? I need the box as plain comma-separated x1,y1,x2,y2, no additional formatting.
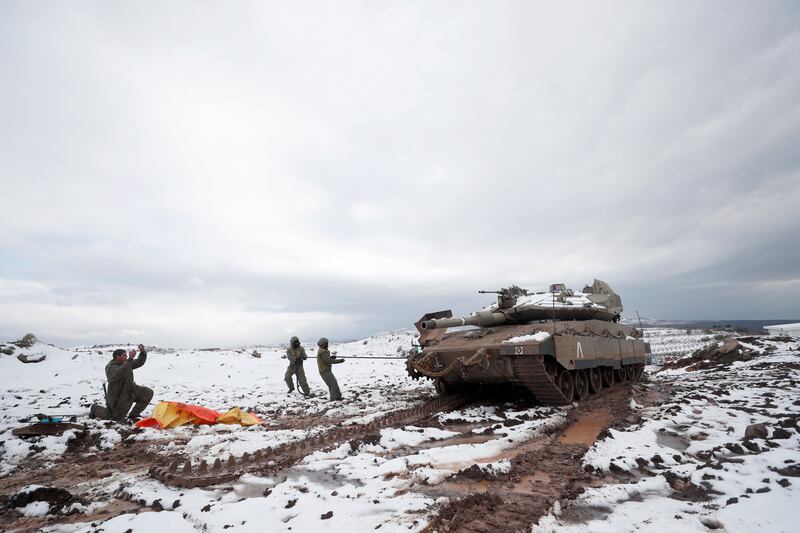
742,440,761,453
719,338,739,354
775,464,800,477
17,353,47,364
663,471,710,502
10,486,81,513
700,517,724,530
13,333,38,348
0,346,15,355
608,462,630,475
744,423,768,440
772,428,792,440
321,511,333,520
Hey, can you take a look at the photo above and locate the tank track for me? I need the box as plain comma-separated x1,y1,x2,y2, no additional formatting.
149,393,471,488
512,355,644,406
512,355,571,405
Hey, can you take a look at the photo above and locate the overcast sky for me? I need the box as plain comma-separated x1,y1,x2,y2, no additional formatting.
1,1,799,347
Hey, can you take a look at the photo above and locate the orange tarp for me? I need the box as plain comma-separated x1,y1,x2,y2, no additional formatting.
136,401,263,429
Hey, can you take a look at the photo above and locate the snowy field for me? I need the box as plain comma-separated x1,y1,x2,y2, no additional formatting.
1,331,798,532
0,331,564,532
536,337,800,533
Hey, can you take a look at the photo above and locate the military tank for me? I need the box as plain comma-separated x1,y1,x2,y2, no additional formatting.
406,280,649,405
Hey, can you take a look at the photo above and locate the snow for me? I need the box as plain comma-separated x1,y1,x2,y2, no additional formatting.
3,331,799,532
535,337,800,533
16,501,50,517
503,331,551,343
3,330,554,531
484,291,603,312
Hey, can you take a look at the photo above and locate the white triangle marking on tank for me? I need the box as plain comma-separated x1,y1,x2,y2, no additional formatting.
576,342,584,359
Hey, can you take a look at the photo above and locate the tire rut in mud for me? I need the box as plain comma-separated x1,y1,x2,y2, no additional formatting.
422,385,641,533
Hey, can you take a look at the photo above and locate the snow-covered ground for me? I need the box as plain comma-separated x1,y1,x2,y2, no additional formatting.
2,331,798,532
535,337,800,533
0,331,564,532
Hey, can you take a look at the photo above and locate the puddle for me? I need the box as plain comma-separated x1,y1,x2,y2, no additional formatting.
235,465,363,499
414,433,500,450
655,431,689,451
442,421,496,434
559,410,611,445
559,504,614,524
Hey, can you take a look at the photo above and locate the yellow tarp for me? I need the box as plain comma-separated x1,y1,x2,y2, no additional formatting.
216,407,262,426
136,401,263,429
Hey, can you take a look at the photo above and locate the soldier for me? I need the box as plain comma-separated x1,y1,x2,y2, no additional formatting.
284,336,311,396
97,344,153,422
316,337,344,401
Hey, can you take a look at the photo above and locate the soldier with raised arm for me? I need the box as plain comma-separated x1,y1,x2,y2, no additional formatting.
95,344,153,422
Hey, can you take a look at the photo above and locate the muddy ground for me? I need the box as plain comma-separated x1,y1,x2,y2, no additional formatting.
420,384,651,533
0,381,652,533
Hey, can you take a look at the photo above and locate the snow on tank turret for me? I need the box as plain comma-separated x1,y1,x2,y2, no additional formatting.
407,280,648,405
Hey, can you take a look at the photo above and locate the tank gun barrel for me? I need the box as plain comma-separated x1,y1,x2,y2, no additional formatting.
420,310,507,330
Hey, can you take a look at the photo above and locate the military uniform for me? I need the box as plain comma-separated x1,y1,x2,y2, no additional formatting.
103,349,153,422
284,337,311,395
316,337,344,400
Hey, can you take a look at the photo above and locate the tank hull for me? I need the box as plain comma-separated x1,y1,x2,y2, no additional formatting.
407,320,649,405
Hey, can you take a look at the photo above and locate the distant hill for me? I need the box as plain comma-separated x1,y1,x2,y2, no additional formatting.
621,317,800,334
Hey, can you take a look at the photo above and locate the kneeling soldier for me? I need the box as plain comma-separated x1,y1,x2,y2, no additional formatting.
93,344,153,422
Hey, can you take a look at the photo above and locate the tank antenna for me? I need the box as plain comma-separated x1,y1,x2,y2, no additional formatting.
636,310,644,336
551,286,557,332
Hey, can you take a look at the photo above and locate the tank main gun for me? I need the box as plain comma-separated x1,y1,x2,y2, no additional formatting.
420,310,508,330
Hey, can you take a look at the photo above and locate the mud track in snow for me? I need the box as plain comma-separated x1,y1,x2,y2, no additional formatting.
421,383,651,533
1,384,650,533
0,425,159,533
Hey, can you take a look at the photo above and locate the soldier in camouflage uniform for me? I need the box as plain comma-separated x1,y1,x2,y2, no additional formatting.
284,336,311,395
92,344,153,422
316,337,344,401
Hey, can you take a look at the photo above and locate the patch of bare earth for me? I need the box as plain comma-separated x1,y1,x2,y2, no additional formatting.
0,427,158,532
422,383,651,533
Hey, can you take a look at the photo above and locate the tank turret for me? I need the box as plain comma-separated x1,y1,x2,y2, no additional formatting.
418,279,623,333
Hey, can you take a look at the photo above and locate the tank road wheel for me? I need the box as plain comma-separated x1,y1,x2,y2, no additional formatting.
625,364,636,381
614,366,626,382
588,368,603,393
556,370,575,403
601,366,615,388
633,363,645,380
574,370,589,401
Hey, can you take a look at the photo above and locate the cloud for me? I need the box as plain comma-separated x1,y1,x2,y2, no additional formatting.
1,1,799,345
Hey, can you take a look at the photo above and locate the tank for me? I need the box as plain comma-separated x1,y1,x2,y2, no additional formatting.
406,279,649,405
